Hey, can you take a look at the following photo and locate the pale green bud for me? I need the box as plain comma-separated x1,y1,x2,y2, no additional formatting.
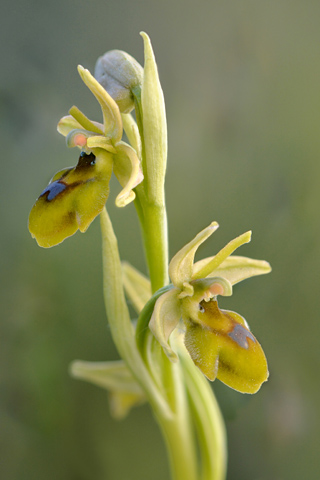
94,50,143,113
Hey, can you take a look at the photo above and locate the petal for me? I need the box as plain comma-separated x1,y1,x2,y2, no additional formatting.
169,222,219,288
191,231,252,281
122,261,152,314
113,142,144,207
193,255,272,285
77,65,123,143
70,359,146,419
149,288,181,361
69,106,104,134
183,300,268,394
57,113,103,137
28,149,113,247
57,115,84,137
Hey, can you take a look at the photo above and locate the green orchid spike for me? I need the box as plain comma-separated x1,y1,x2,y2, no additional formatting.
149,222,271,394
29,65,143,248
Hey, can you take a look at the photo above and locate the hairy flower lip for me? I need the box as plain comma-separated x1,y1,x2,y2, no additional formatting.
29,64,144,248
149,222,270,393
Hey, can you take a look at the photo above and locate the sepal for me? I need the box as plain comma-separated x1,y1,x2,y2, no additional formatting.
113,142,144,207
149,288,181,361
169,222,219,288
193,255,272,285
70,360,146,419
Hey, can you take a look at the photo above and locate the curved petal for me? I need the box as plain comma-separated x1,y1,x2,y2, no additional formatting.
191,231,252,281
113,142,144,207
29,149,113,247
58,112,104,137
57,115,85,137
68,106,104,134
193,255,272,285
169,222,219,288
77,65,123,143
149,287,181,361
184,300,268,394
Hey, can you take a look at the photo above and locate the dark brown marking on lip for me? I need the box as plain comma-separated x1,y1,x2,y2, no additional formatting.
76,151,96,169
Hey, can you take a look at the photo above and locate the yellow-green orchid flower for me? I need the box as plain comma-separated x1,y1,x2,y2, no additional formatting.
29,66,143,248
149,222,271,394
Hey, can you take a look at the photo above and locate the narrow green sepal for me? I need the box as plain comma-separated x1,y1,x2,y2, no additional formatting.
70,359,146,419
193,255,272,285
149,287,181,362
169,222,219,288
113,142,144,207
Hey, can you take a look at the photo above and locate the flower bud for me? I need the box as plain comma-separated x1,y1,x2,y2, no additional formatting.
94,50,143,113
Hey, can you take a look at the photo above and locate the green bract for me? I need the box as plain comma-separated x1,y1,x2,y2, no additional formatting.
28,66,143,248
149,222,271,394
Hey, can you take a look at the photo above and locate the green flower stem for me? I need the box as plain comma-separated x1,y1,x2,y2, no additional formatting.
141,201,169,292
155,378,199,480
136,289,198,480
179,343,227,480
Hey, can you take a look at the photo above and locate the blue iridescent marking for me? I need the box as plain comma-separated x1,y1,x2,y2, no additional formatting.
228,324,256,349
40,181,67,201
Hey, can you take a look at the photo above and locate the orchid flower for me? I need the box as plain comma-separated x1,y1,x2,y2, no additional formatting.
29,66,143,248
149,222,271,394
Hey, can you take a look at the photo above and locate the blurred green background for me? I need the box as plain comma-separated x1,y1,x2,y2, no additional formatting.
1,0,320,479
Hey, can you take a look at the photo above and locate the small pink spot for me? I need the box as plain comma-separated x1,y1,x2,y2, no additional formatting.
209,283,224,296
74,134,87,147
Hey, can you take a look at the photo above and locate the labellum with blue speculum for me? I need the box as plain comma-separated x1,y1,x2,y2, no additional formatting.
28,65,143,248
28,149,113,248
149,222,271,394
